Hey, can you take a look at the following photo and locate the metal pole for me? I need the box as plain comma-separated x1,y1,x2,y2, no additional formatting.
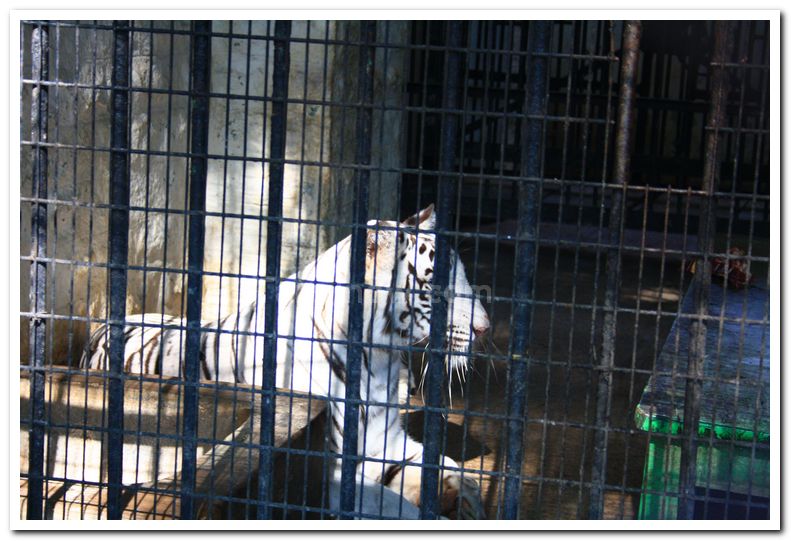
340,20,376,519
25,22,49,521
419,20,463,520
106,20,131,520
588,20,641,520
500,20,550,520
256,19,291,520
179,20,211,520
677,20,734,520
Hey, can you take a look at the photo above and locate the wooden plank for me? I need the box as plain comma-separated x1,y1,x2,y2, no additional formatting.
19,371,326,519
636,281,770,439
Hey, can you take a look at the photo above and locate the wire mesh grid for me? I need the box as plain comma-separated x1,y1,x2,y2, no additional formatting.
18,19,770,521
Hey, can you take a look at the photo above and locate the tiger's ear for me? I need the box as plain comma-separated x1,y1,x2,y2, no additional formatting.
402,203,435,231
366,219,380,257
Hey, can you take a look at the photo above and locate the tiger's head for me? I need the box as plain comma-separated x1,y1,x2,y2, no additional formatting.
366,204,490,374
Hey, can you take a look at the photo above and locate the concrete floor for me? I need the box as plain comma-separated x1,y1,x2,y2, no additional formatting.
226,233,770,520
231,240,684,520
403,240,685,519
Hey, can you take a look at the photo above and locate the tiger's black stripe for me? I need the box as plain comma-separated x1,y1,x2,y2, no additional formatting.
313,320,347,383
382,463,403,486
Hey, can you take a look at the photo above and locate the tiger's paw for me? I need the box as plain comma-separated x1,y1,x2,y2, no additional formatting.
440,474,486,520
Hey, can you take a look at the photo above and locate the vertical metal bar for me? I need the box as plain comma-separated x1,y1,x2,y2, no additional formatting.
582,21,618,518
419,20,462,520
150,21,177,519
256,19,291,520
301,20,332,520
339,20,376,519
588,20,641,520
500,20,550,520
557,21,601,519
677,20,734,520
179,20,211,520
105,20,131,520
243,20,272,519
25,22,49,521
486,22,517,521
463,21,501,517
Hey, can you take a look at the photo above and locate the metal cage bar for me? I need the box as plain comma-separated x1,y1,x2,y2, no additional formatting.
419,20,463,520
340,20,377,519
257,19,292,520
25,22,49,521
589,20,642,520
106,20,131,520
501,19,551,520
677,20,736,520
179,20,212,520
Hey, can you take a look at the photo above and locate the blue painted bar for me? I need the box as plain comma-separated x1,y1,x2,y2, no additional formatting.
501,20,550,520
420,20,463,520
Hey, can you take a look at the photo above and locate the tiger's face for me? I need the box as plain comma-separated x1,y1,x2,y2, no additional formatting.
367,205,490,373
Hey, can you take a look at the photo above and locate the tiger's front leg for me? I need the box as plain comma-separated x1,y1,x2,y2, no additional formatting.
375,437,486,520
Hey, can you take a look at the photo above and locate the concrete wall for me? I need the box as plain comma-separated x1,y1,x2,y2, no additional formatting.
20,20,407,365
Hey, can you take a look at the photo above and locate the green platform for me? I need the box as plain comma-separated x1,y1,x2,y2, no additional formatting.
635,281,770,520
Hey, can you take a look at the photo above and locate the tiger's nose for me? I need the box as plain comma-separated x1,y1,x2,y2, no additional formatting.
473,320,489,339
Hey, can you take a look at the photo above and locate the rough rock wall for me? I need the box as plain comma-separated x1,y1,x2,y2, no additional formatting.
20,20,408,365
325,21,408,242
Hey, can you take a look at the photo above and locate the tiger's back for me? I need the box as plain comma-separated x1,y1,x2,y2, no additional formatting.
81,308,256,383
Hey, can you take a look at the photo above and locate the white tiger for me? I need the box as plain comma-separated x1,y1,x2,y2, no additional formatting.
81,204,490,519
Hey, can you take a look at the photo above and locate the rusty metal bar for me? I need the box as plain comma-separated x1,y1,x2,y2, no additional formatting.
677,20,735,520
589,20,641,520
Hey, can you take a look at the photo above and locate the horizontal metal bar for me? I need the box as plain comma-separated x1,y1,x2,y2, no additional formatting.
18,20,627,61
29,467,757,510
18,171,772,201
21,365,770,438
